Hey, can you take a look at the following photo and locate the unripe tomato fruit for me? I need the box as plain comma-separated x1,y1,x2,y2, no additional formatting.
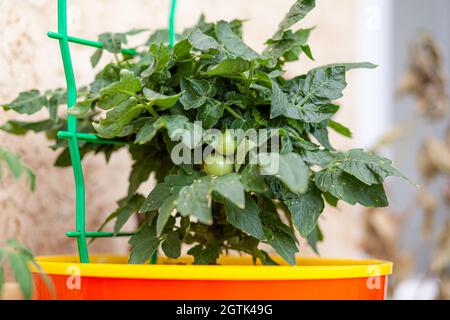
204,153,234,176
215,130,236,156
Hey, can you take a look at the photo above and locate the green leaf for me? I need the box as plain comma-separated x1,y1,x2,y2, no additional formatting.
311,62,377,72
336,149,408,186
240,164,268,193
94,98,144,139
0,119,59,135
112,195,144,235
143,88,181,110
270,80,300,119
272,0,316,40
97,72,142,110
141,172,199,213
180,78,216,110
188,29,221,51
135,115,190,145
286,187,324,237
157,194,178,236
161,230,181,259
207,58,250,76
173,39,192,61
323,192,339,207
5,242,34,299
177,176,212,224
259,152,309,194
297,103,339,123
149,42,173,73
187,244,220,265
261,200,298,265
90,48,103,67
215,20,259,60
2,90,47,115
47,88,66,122
129,223,160,264
301,44,314,60
97,71,142,110
196,99,224,129
224,195,265,240
264,28,314,61
328,119,352,138
0,147,35,191
307,224,323,254
98,32,127,53
315,168,388,207
302,66,347,104
68,96,99,117
211,173,245,209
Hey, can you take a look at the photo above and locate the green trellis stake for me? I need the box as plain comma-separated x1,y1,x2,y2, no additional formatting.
51,0,178,263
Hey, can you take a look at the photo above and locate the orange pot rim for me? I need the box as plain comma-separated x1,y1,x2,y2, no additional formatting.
33,255,392,281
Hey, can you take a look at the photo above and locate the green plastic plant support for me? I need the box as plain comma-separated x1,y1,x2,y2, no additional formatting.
51,0,178,263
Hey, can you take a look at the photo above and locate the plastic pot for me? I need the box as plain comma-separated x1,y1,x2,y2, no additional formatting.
32,255,392,300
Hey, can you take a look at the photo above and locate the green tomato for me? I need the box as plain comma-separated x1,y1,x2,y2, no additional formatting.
204,153,234,176
215,130,237,156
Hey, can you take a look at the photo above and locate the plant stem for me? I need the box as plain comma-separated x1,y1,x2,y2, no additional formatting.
224,104,244,120
114,53,124,68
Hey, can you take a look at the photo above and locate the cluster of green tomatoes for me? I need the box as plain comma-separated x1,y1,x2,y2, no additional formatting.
203,130,237,177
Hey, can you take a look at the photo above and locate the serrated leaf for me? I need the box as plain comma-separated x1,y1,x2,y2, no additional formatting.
161,230,181,259
180,78,216,110
196,99,224,129
287,187,324,237
302,66,347,104
188,29,221,51
270,80,300,119
315,168,388,207
97,72,142,110
272,0,316,41
187,244,220,265
215,20,259,60
337,149,408,185
224,195,265,240
141,172,199,213
149,42,173,73
177,176,212,224
2,90,47,115
99,32,127,53
261,201,298,265
128,224,160,264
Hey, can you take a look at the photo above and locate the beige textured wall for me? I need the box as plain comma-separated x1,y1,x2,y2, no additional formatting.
0,0,364,258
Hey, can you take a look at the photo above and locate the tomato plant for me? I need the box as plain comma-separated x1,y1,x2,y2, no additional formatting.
1,0,408,265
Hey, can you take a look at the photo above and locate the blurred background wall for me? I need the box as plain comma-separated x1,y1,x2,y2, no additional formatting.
0,0,449,298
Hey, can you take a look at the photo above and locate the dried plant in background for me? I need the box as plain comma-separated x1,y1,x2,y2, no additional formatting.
397,33,449,119
361,32,450,299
